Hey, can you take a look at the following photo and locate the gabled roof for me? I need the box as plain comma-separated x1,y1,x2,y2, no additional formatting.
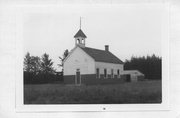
74,29,87,38
122,70,144,76
80,47,124,64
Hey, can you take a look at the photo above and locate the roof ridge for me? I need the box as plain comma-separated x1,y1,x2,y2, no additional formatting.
84,46,106,52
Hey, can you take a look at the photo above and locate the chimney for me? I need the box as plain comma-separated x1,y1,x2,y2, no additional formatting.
105,45,109,51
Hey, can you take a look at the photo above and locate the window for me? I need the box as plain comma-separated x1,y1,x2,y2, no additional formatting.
77,39,80,43
104,69,107,78
111,69,114,78
76,69,80,72
96,68,100,78
117,69,120,78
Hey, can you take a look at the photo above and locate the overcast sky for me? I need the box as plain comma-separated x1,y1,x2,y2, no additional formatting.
23,5,163,71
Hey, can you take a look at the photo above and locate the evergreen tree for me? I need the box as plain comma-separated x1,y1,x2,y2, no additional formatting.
58,49,69,71
24,52,31,72
124,54,161,80
41,53,55,74
30,56,41,74
24,52,42,74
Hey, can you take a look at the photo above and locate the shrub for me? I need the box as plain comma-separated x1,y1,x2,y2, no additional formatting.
24,71,63,84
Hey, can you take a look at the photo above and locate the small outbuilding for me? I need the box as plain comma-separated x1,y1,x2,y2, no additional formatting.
121,70,145,82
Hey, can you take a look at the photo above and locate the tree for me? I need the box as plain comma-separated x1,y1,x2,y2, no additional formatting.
58,49,69,71
41,53,55,74
30,56,41,74
24,52,31,72
24,52,42,74
124,54,161,80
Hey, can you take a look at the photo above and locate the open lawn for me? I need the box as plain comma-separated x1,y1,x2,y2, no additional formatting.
24,80,162,104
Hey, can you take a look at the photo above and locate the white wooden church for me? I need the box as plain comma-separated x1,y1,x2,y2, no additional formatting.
63,26,125,85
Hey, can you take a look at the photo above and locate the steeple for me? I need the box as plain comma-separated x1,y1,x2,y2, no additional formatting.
80,16,81,29
74,17,87,48
74,29,87,38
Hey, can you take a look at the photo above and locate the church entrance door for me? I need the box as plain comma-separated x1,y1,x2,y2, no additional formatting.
76,69,81,85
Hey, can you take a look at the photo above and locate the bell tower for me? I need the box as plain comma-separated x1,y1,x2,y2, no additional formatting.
74,17,87,48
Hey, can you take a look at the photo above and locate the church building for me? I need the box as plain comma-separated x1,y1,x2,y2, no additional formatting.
63,26,125,85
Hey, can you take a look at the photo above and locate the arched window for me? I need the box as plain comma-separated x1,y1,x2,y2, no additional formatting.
77,39,80,43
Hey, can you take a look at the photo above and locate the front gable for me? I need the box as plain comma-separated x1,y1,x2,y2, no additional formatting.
63,46,94,64
63,46,95,75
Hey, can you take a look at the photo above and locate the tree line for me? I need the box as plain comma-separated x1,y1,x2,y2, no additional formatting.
23,50,69,84
24,52,55,74
124,54,161,80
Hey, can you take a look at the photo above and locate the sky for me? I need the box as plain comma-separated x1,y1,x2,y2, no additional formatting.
23,5,163,71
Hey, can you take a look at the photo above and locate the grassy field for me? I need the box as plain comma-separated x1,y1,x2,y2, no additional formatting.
24,80,162,104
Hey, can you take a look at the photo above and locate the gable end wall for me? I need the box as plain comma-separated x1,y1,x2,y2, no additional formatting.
63,47,95,75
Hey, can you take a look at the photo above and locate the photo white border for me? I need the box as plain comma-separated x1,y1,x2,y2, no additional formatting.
15,3,170,112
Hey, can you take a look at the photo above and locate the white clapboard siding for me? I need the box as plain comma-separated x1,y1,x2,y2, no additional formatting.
64,47,95,75
95,62,124,75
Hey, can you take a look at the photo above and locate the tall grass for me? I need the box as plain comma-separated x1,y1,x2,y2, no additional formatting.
24,80,161,104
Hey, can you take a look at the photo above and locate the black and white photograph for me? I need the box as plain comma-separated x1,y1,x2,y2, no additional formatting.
2,0,180,117
23,5,163,104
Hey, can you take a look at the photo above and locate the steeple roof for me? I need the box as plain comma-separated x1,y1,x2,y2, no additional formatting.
74,29,87,38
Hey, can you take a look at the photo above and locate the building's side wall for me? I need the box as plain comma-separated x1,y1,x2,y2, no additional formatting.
64,75,76,84
64,74,96,84
95,62,124,78
64,47,95,75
